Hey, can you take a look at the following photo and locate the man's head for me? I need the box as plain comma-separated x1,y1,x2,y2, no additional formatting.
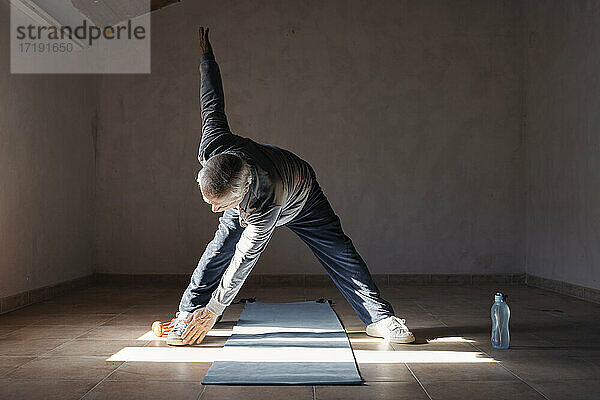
197,153,251,213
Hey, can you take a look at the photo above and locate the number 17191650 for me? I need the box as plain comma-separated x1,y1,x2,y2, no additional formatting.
19,42,73,53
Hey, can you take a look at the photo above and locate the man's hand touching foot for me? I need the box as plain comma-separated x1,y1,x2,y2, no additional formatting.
182,307,218,345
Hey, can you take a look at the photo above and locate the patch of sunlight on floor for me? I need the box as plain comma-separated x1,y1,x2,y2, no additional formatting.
427,336,475,343
137,330,476,345
108,346,354,363
107,347,497,364
108,347,220,362
348,338,387,343
354,350,496,363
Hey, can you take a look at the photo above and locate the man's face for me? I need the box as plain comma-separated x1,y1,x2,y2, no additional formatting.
200,185,249,213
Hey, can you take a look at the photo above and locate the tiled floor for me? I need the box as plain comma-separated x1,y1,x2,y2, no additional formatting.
1,283,599,399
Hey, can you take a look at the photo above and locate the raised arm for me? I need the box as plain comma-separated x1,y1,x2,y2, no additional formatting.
198,27,231,163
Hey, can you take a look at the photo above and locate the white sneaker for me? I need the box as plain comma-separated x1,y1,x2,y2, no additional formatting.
366,316,415,343
166,311,191,346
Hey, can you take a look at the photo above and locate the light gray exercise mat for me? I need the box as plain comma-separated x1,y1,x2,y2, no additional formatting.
202,301,363,385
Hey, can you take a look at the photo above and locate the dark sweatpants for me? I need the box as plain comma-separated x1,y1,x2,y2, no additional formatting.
179,181,395,325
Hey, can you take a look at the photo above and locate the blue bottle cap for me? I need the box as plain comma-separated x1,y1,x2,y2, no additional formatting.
495,293,504,302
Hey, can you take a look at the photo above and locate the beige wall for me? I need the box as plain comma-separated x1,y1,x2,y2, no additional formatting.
0,1,97,298
4,0,598,293
524,0,600,290
95,0,525,276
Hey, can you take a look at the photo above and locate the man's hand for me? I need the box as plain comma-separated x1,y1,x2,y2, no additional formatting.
199,27,212,56
182,307,218,345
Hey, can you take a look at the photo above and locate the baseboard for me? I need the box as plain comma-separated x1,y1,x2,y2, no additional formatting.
259,273,527,287
3,273,597,313
526,274,600,304
0,274,96,315
94,273,191,285
92,272,526,287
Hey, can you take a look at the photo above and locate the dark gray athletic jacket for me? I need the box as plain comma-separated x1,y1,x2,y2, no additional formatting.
199,50,314,316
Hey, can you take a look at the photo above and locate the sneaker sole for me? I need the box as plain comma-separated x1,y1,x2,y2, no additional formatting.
365,329,416,344
166,337,186,346
387,333,416,344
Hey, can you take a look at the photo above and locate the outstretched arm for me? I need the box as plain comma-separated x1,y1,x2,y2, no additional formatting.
181,206,282,345
204,206,281,316
198,27,231,163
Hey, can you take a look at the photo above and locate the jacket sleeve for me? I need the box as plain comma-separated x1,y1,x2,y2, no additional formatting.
198,51,232,164
205,206,281,315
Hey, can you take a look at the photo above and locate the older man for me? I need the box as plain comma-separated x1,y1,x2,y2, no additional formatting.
167,27,415,346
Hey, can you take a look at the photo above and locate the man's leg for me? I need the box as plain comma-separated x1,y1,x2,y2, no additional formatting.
168,208,244,345
286,183,394,325
179,208,244,313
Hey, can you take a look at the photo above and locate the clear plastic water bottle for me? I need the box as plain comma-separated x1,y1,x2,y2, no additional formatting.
491,292,510,349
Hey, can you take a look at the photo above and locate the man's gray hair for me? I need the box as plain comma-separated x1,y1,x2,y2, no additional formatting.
197,153,251,200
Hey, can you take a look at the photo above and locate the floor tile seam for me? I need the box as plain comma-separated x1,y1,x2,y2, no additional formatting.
18,316,120,321
0,324,37,333
409,299,428,313
0,377,106,382
95,310,134,328
28,312,131,360
469,342,551,400
42,325,107,354
28,355,115,359
404,363,433,400
426,313,490,318
0,323,102,377
413,377,521,383
0,355,37,358
497,350,599,357
417,310,452,330
105,377,213,383
4,324,31,335
6,324,144,330
8,375,121,382
404,299,446,324
78,359,127,400
22,310,120,313
73,312,125,340
360,378,425,383
196,385,206,400
527,378,600,383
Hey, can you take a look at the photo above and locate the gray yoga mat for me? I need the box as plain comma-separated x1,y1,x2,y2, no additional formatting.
202,301,363,385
